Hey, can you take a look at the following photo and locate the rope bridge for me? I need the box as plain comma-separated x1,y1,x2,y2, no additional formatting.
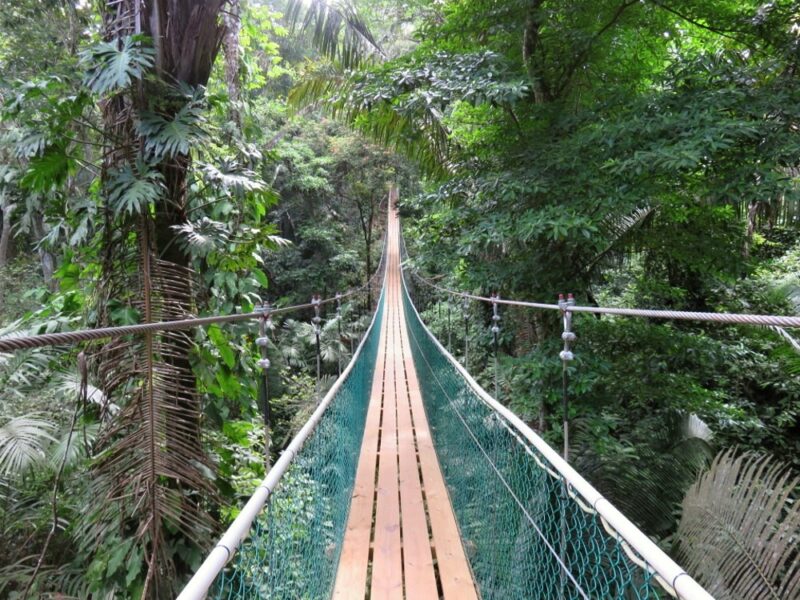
12,208,796,598
179,210,713,600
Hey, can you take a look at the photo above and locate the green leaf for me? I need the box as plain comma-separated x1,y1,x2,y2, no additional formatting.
137,88,209,161
252,269,269,289
106,538,132,578
19,145,74,191
81,35,155,96
106,164,164,217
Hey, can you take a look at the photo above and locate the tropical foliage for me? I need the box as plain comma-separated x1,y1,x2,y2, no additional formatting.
0,0,798,598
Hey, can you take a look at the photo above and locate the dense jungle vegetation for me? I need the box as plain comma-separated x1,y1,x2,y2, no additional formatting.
0,0,798,597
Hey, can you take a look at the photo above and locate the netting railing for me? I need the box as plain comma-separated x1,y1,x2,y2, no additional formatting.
179,288,385,600
400,269,712,600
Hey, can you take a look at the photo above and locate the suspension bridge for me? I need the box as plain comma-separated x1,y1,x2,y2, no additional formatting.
4,208,799,599
177,208,715,600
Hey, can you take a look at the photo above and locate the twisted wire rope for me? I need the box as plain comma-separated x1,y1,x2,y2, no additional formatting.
0,240,388,354
410,270,800,328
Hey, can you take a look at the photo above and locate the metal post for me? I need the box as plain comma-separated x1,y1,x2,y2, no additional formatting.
558,293,576,462
255,301,272,469
491,293,501,400
312,294,322,403
335,292,342,377
462,296,469,370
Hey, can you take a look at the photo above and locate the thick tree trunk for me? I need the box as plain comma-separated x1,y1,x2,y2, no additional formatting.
91,1,228,596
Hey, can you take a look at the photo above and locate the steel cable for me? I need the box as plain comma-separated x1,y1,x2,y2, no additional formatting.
410,270,800,328
0,244,387,354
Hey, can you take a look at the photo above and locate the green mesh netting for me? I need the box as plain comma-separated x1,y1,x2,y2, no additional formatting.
401,276,669,600
211,292,384,599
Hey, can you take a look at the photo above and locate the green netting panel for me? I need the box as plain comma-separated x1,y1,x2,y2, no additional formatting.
402,280,667,600
212,291,385,599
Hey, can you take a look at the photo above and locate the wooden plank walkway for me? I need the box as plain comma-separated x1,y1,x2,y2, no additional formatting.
333,208,478,600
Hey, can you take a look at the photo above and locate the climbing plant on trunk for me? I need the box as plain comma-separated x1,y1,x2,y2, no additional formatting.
81,1,228,596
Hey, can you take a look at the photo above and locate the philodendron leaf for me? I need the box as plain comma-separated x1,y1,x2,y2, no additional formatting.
81,35,155,96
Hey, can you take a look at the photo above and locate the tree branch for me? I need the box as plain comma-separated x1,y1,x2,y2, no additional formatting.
555,0,639,97
649,0,751,43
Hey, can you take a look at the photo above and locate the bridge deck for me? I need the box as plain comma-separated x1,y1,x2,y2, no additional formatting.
333,210,478,600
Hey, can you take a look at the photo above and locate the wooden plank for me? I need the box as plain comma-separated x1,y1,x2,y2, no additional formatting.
334,207,477,600
370,290,403,600
332,306,389,600
396,336,438,599
399,308,479,600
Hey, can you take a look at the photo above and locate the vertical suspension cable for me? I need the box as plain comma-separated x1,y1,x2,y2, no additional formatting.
447,293,452,351
491,293,501,401
462,296,470,370
558,293,576,461
256,302,272,469
336,292,342,377
312,294,322,403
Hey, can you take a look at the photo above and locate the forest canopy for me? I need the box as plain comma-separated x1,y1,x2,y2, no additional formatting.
0,0,798,598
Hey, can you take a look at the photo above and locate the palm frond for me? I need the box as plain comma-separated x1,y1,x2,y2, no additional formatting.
572,411,713,535
583,206,655,274
86,241,216,597
675,448,800,599
285,0,384,69
0,414,57,478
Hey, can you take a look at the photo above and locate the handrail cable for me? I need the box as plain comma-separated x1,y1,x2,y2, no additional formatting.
0,237,387,354
410,270,800,329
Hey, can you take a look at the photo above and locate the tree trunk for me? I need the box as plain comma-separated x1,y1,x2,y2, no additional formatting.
30,211,56,291
0,198,14,267
222,0,242,130
90,1,228,596
744,200,759,258
522,0,548,104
